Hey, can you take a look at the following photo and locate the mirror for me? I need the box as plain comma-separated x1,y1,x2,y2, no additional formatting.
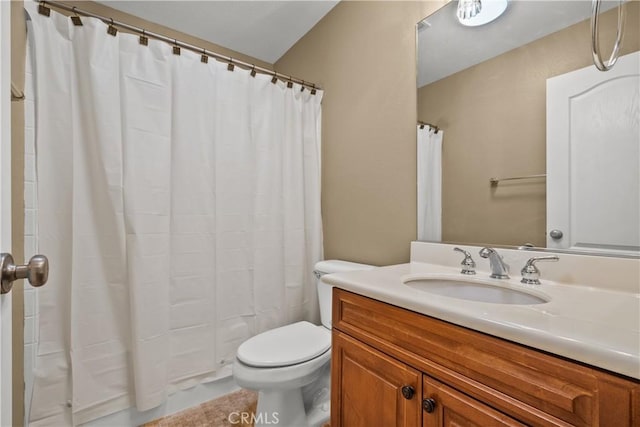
417,0,640,255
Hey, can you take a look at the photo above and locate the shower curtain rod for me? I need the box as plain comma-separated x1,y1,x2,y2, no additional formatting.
418,121,439,133
37,0,321,93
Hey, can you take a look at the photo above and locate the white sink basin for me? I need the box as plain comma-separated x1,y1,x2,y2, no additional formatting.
404,276,548,305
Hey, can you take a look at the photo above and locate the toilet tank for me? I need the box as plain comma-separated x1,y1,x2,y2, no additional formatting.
314,260,375,329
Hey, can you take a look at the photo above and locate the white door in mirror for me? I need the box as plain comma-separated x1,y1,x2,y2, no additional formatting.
546,51,640,256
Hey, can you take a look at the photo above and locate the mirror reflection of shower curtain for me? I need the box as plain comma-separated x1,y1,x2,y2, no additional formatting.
417,126,442,241
25,3,323,425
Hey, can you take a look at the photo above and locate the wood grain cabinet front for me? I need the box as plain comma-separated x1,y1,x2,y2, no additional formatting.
422,376,525,427
331,288,640,427
331,330,422,427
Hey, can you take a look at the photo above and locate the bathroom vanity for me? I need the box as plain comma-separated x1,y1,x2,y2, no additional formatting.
331,289,638,426
325,243,640,427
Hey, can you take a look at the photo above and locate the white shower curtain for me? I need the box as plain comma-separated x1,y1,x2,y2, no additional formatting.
417,126,442,241
26,3,323,425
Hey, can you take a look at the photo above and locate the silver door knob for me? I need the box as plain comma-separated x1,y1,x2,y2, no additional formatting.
549,229,563,240
1,253,49,294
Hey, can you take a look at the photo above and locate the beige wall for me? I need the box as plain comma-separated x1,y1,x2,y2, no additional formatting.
418,3,640,248
276,1,442,266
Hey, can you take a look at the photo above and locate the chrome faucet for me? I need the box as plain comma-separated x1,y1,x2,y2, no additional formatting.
479,247,510,279
520,256,559,285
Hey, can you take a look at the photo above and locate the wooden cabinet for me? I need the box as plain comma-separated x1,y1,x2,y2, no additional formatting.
332,331,421,427
331,289,640,427
422,376,524,427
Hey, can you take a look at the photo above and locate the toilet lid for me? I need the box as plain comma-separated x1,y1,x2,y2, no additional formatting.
237,321,331,368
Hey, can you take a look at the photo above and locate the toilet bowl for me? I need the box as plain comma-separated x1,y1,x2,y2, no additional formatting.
232,260,374,427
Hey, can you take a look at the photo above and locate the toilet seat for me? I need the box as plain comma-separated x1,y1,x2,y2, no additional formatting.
237,321,330,368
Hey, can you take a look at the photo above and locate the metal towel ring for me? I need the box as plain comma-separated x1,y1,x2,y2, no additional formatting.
591,0,626,71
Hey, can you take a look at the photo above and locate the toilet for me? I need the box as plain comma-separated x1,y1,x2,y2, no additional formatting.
232,260,374,427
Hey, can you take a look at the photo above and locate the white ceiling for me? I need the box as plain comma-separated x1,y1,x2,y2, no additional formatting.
97,1,340,64
417,0,618,87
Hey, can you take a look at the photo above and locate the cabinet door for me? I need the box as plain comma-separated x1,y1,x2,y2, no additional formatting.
332,330,422,427
423,376,525,427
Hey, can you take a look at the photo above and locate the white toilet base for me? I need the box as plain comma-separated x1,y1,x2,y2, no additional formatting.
232,350,331,427
255,388,307,427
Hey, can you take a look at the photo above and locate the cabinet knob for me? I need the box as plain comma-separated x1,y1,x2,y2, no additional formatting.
401,385,415,400
422,398,436,413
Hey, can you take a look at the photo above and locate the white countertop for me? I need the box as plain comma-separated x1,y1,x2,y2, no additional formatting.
323,261,640,380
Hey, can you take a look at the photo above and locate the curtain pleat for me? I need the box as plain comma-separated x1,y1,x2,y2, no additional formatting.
26,3,323,425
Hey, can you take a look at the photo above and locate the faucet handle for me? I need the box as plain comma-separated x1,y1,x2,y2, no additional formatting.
521,256,559,285
453,247,476,275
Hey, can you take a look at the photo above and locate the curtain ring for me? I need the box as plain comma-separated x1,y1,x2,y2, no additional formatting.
172,39,181,55
139,29,149,46
70,6,83,25
38,1,51,17
107,18,118,36
201,48,209,63
250,66,257,77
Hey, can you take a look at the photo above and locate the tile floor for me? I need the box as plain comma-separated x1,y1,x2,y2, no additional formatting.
142,389,331,427
142,389,257,427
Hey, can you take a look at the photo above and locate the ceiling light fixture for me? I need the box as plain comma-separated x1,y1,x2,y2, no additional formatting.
457,0,482,21
457,0,508,27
